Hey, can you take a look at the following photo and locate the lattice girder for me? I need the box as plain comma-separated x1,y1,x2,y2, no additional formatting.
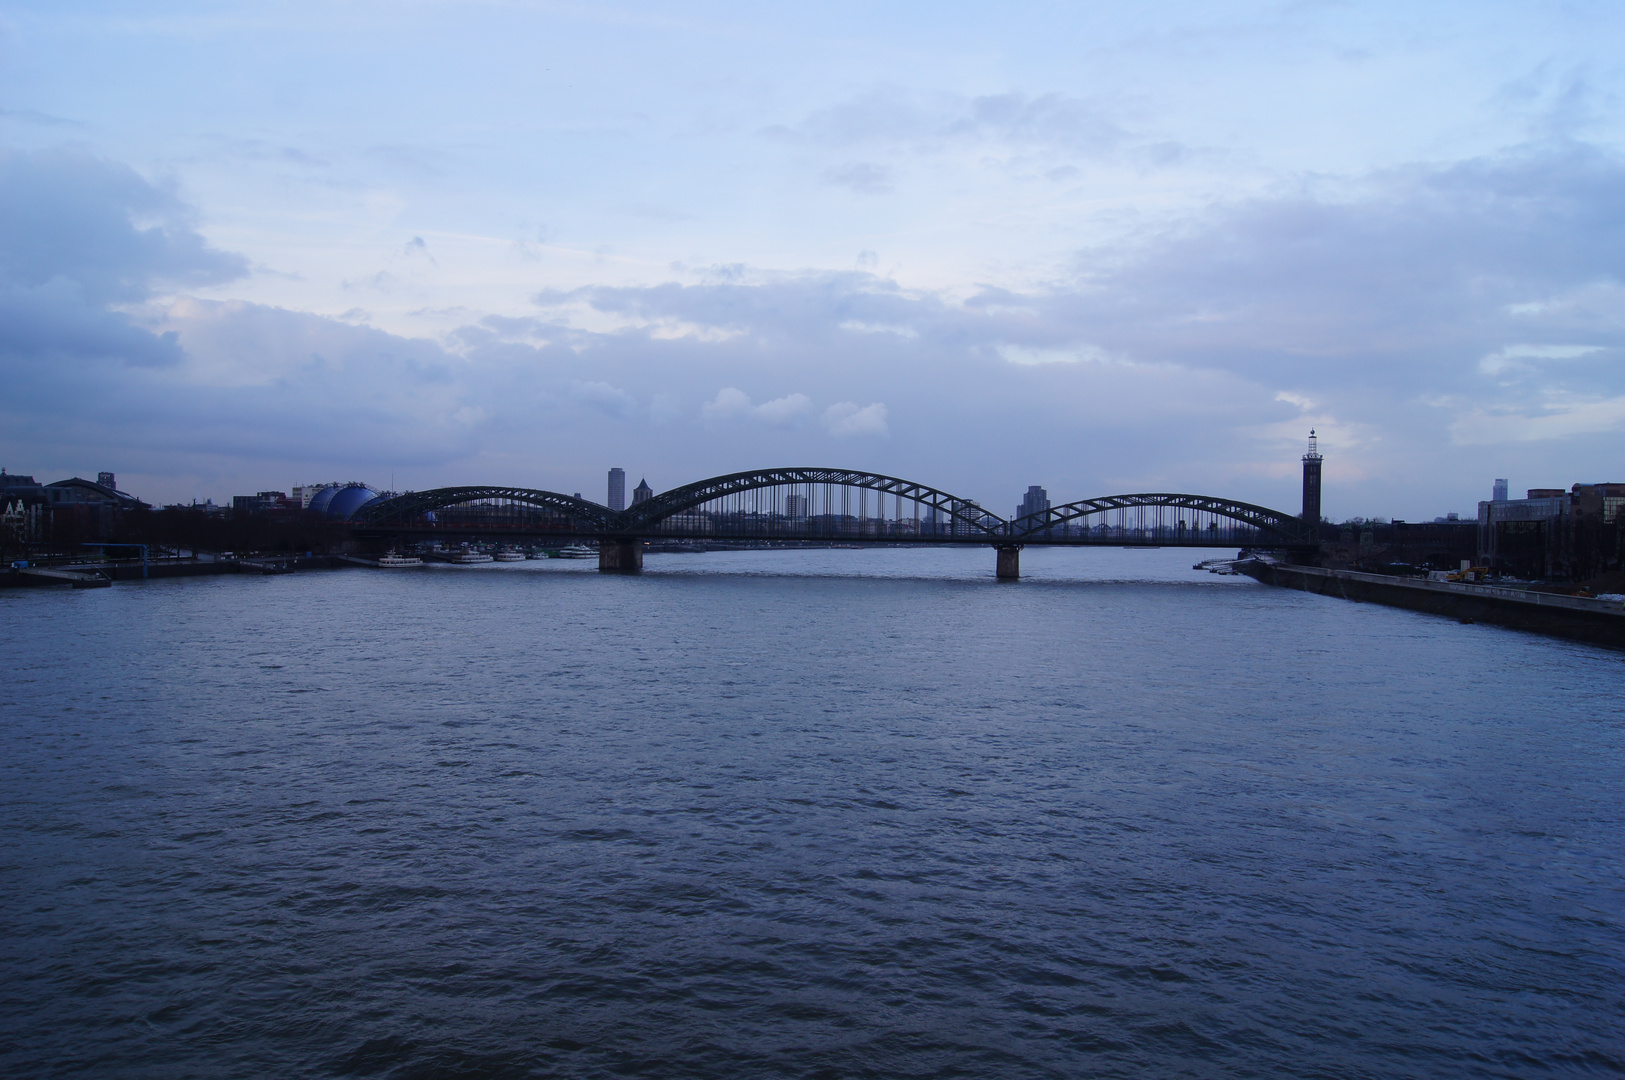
623,467,1007,536
1012,493,1311,542
354,486,619,531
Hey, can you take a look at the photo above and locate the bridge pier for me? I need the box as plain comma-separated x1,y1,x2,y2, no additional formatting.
995,544,1022,580
598,539,644,573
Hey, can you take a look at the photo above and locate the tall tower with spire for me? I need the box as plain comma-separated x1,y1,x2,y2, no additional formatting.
1301,429,1322,525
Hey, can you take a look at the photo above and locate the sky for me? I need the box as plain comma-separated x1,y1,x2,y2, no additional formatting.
2,0,1624,519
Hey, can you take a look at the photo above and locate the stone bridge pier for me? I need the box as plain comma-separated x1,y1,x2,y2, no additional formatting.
996,544,1022,580
598,539,644,573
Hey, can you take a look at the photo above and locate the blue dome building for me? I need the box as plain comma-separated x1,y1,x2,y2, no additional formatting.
306,484,341,516
327,484,381,521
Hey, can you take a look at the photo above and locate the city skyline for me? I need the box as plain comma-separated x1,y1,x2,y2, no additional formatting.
3,2,1624,520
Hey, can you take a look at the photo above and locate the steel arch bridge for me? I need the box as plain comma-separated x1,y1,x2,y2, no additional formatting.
351,467,1316,573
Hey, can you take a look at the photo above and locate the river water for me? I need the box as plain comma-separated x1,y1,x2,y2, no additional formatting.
2,547,1621,1078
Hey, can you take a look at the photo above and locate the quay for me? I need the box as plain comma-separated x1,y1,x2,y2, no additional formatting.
1239,559,1625,649
2,554,345,588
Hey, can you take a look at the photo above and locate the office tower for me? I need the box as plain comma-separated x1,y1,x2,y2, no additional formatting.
1018,485,1050,520
1492,478,1509,502
785,493,808,519
607,467,626,511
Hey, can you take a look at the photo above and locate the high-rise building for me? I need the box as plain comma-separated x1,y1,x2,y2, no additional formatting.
1492,478,1509,502
607,467,626,511
632,478,653,506
785,493,808,519
1302,430,1322,523
1017,485,1050,521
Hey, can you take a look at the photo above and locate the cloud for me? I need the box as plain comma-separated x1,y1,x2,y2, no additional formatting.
1477,344,1603,377
0,277,184,367
821,162,893,194
569,379,637,417
1000,344,1116,365
823,401,888,438
0,147,247,306
0,107,84,129
404,235,436,263
754,393,813,425
702,386,753,419
1449,395,1625,445
3,295,488,492
11,138,1625,517
770,86,1134,158
494,138,1625,510
703,387,813,425
0,147,246,381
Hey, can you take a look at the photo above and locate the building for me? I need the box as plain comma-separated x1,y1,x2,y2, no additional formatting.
631,478,653,506
291,483,339,508
231,491,298,513
1017,485,1050,521
1477,482,1625,580
1302,430,1322,523
1479,488,1569,579
607,468,626,511
0,470,49,549
785,493,808,519
44,476,143,510
34,476,147,542
0,469,47,509
1492,478,1509,502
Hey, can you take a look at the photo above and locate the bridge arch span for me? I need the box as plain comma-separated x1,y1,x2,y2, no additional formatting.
624,467,1006,540
353,486,619,533
1011,493,1312,545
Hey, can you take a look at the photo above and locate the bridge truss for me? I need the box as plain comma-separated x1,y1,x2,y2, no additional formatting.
1010,493,1314,547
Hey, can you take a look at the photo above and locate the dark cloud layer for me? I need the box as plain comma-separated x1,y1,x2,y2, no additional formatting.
5,141,1625,515
543,139,1625,399
0,148,245,374
0,148,246,305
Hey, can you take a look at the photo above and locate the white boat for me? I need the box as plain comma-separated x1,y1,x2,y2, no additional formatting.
377,551,422,567
493,548,525,561
553,543,596,559
445,547,493,564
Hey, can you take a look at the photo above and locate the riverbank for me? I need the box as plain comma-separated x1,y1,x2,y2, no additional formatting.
1240,558,1625,649
1,554,347,587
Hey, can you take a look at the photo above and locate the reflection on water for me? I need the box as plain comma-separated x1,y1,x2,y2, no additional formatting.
2,548,1621,1078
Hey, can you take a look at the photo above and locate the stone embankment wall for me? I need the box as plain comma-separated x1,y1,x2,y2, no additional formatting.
1,555,346,587
1241,560,1625,649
